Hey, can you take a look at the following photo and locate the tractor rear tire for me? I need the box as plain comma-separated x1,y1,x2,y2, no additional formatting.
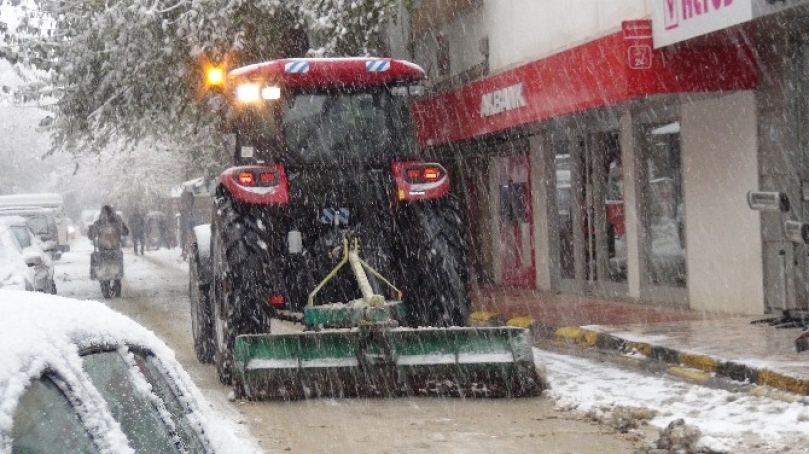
190,247,214,364
211,191,274,386
399,194,470,327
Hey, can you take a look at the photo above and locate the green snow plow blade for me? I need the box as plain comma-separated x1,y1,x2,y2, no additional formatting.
234,326,546,400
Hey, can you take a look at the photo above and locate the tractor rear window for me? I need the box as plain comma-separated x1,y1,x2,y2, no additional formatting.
281,88,417,164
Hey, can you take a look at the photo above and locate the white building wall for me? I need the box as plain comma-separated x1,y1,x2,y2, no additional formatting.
385,2,413,59
484,0,648,72
411,1,648,87
411,6,487,83
681,91,764,315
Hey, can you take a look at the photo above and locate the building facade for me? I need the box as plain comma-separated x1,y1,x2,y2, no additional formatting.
386,0,809,316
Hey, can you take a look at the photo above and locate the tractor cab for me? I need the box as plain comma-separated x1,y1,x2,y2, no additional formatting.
218,58,425,168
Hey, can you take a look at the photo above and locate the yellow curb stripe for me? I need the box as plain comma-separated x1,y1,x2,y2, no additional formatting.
758,370,809,395
679,352,718,373
669,366,711,384
749,386,805,403
469,311,500,322
506,317,534,329
554,326,600,347
581,330,600,347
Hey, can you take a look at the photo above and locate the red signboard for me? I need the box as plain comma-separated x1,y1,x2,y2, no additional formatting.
414,20,756,146
623,20,653,70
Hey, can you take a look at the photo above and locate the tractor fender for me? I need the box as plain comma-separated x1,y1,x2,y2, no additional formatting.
192,224,213,286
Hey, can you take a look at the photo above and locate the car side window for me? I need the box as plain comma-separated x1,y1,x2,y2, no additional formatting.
11,375,99,454
133,353,210,453
82,351,179,454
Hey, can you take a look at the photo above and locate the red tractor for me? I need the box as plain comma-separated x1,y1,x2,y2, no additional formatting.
189,58,477,386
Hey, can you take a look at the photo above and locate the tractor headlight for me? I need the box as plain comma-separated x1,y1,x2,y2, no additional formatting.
261,86,281,100
236,84,281,103
236,83,261,103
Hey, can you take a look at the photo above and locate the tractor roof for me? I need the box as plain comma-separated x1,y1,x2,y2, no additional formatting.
227,57,426,89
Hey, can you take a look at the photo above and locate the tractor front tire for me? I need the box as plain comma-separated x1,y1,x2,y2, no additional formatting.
190,246,215,363
211,192,274,386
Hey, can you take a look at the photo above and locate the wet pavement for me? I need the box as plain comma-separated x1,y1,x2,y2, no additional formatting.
470,287,809,396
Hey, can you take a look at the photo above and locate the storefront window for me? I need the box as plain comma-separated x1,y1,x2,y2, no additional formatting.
554,131,625,284
554,152,575,279
641,122,686,287
597,132,626,283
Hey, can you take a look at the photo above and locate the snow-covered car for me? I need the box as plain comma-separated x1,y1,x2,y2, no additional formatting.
0,222,36,291
0,206,62,260
0,291,256,453
0,215,57,294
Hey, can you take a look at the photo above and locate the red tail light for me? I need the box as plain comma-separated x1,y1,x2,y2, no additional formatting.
393,161,450,201
221,164,289,205
238,171,255,185
269,295,285,306
234,169,278,187
403,164,445,184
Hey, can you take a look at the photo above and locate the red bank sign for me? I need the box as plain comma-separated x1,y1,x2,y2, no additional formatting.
651,0,752,48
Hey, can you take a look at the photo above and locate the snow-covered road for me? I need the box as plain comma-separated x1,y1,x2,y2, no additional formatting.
53,236,809,453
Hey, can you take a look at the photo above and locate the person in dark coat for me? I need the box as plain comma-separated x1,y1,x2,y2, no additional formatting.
88,205,129,250
129,207,146,255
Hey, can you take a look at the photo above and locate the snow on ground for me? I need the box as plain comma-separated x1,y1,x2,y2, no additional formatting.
537,349,809,453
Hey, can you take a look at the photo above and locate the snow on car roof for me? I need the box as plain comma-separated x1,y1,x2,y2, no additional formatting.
0,206,54,217
0,290,259,453
0,193,63,207
0,215,28,226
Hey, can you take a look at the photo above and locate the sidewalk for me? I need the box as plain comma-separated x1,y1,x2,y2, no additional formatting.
470,287,809,397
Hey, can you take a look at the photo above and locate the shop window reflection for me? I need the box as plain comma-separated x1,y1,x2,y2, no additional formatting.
554,153,575,279
643,122,687,287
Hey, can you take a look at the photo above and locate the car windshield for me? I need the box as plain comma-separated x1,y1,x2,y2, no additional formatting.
82,351,180,454
11,375,98,453
132,353,209,453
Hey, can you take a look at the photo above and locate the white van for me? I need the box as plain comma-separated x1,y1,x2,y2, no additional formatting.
0,193,69,252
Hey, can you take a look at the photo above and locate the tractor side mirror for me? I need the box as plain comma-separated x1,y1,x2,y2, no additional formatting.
747,191,790,212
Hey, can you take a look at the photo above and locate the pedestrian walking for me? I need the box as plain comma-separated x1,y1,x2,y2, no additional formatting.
129,206,146,255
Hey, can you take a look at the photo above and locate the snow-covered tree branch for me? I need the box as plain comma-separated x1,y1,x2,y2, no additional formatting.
25,0,402,160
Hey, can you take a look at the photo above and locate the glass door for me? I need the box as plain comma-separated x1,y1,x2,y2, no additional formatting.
554,130,626,289
495,154,535,287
